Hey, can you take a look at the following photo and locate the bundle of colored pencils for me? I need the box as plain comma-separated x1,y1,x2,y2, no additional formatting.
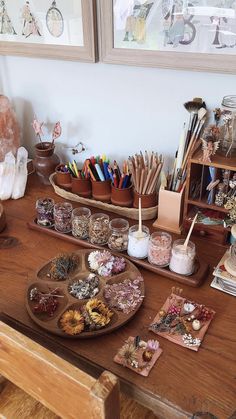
128,151,163,195
83,155,113,182
65,160,88,179
111,160,131,189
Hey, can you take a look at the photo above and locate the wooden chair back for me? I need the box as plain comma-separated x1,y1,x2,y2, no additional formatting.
0,321,120,419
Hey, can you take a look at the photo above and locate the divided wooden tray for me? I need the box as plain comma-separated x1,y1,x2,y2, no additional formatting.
49,173,158,221
28,220,209,287
26,249,145,338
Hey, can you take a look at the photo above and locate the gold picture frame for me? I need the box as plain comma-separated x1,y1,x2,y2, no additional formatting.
100,0,236,74
0,0,98,62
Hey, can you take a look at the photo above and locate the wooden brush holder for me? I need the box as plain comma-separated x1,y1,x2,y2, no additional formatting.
153,185,186,234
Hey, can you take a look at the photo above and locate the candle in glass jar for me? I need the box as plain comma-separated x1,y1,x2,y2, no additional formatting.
169,239,196,276
148,232,172,267
127,225,150,259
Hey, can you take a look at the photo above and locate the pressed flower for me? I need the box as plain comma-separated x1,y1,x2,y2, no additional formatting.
60,310,84,335
85,298,113,328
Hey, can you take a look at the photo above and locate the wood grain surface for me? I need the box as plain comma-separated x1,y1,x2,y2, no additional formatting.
0,175,235,419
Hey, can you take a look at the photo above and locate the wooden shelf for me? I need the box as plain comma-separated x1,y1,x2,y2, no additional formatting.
187,198,228,214
191,149,236,171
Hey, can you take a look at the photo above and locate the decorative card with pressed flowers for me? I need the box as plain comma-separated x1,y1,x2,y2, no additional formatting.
149,292,215,351
114,336,162,377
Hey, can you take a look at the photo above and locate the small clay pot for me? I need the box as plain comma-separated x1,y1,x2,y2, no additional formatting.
111,185,133,207
133,190,157,208
34,142,60,185
72,177,92,198
55,164,72,190
91,179,111,203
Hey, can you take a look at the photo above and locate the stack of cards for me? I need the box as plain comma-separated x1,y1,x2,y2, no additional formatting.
211,250,236,297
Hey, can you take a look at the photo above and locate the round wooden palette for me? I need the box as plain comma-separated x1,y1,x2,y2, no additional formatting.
26,249,145,338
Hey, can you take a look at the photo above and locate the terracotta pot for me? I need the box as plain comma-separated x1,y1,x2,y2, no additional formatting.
72,177,92,198
34,142,60,185
133,190,157,208
0,203,6,233
56,164,72,190
91,179,111,203
111,185,133,207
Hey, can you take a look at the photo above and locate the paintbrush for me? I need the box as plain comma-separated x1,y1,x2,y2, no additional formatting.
184,100,203,150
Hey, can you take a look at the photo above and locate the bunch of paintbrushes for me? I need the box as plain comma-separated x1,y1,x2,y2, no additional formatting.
168,97,207,192
111,160,132,189
128,151,163,195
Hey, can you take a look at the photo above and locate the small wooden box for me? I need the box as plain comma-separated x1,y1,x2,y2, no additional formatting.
153,185,185,234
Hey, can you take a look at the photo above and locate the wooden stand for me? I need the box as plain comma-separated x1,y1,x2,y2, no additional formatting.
28,220,209,288
183,145,236,245
153,185,185,234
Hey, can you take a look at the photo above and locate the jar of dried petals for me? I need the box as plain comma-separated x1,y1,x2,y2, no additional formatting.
36,197,54,227
89,213,110,245
108,218,129,252
72,207,91,240
54,202,73,233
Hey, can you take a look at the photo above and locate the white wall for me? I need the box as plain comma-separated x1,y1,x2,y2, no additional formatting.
1,54,236,168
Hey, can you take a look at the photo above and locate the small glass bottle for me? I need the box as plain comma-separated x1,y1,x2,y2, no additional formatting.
54,202,73,233
169,239,196,276
220,95,236,157
148,232,172,267
108,218,129,252
36,197,54,227
72,207,91,240
214,183,225,207
89,213,110,245
127,225,150,259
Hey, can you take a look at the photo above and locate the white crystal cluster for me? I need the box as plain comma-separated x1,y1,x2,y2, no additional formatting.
0,147,28,200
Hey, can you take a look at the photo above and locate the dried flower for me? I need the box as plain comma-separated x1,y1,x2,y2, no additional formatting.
49,253,79,281
83,298,113,329
146,340,159,352
88,250,126,277
60,310,84,335
69,273,99,300
104,276,144,314
52,121,62,144
118,341,138,366
29,287,61,317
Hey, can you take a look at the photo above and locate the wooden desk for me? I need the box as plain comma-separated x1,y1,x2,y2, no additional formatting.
0,175,235,419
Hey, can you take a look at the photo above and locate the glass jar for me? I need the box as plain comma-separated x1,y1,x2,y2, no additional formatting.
72,207,91,240
148,232,172,267
36,197,54,227
54,202,73,233
214,183,226,207
89,213,110,245
220,95,236,157
225,243,236,276
127,225,150,259
169,239,196,276
108,218,129,252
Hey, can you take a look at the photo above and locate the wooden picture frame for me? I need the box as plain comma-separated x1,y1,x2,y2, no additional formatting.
0,0,97,62
100,0,236,74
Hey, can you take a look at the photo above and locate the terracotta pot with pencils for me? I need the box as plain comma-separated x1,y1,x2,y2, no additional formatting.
55,164,72,190
84,156,112,203
111,160,133,207
129,151,162,208
66,160,92,198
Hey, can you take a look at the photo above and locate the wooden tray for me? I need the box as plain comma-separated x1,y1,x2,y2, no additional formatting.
26,248,145,338
28,220,209,287
49,173,158,221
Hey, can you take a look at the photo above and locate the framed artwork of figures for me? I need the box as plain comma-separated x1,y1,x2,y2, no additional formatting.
100,0,236,73
0,0,97,62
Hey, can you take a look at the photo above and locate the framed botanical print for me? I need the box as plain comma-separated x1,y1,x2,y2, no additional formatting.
0,0,97,62
100,0,236,73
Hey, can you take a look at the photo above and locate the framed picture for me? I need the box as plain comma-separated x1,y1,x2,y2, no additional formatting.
100,0,236,73
0,0,97,62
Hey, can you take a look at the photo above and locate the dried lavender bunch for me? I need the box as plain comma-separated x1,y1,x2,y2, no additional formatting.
49,253,79,280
